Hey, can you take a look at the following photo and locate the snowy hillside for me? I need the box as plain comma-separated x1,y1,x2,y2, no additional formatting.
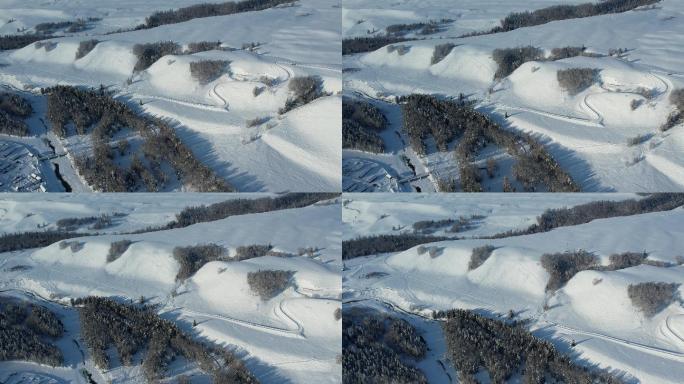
1,0,341,192
343,0,684,192
0,193,342,384
343,193,684,383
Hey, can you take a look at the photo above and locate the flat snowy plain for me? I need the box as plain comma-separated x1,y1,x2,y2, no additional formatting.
0,193,342,384
343,193,684,383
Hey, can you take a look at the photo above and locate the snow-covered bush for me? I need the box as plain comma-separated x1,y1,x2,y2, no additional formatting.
186,40,222,54
628,282,679,316
626,133,649,146
541,250,598,291
107,239,133,262
386,44,410,55
413,219,456,234
247,270,293,300
431,43,456,65
549,46,587,60
132,41,181,71
234,244,273,260
469,245,496,270
492,46,544,79
557,68,600,95
607,251,647,270
173,243,228,281
75,39,99,59
279,76,328,114
190,59,229,84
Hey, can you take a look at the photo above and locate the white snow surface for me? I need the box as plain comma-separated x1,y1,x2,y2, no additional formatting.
1,0,341,192
343,0,684,192
343,193,684,384
0,193,342,384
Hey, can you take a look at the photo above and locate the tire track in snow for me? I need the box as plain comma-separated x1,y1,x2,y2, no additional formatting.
209,82,229,111
665,315,684,345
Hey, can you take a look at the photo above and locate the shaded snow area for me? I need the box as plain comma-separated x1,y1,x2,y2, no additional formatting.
0,193,342,384
343,193,684,383
343,0,684,192
1,0,341,192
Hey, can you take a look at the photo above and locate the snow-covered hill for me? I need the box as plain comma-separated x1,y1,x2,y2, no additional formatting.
343,0,684,192
1,0,341,192
343,193,684,383
0,193,342,384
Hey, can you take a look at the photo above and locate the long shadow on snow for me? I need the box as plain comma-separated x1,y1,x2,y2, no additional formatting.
118,94,266,192
478,103,614,192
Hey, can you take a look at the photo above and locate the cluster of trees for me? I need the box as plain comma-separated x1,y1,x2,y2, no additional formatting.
549,46,590,60
0,230,81,253
75,39,99,59
75,296,257,383
0,297,64,367
190,59,230,84
469,245,496,270
144,0,293,28
557,68,601,95
342,98,387,153
343,307,428,384
107,239,133,262
493,46,544,79
342,36,411,55
541,250,599,292
173,244,229,281
534,193,684,233
431,43,455,65
437,309,624,384
59,240,84,252
497,0,660,33
662,88,684,131
413,219,456,234
386,19,451,36
342,233,450,259
448,215,485,233
607,251,648,270
35,18,100,34
386,44,410,55
133,41,181,71
235,244,274,260
186,41,222,54
56,214,114,231
279,76,328,114
401,93,577,192
247,270,294,300
171,193,337,228
628,282,680,317
0,92,32,136
0,34,55,51
42,85,232,192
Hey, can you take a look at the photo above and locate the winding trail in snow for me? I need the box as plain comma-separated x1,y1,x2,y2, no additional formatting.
209,82,230,111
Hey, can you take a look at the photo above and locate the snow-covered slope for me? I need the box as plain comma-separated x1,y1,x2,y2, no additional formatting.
0,193,342,384
343,0,684,192
343,194,684,383
1,0,341,192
